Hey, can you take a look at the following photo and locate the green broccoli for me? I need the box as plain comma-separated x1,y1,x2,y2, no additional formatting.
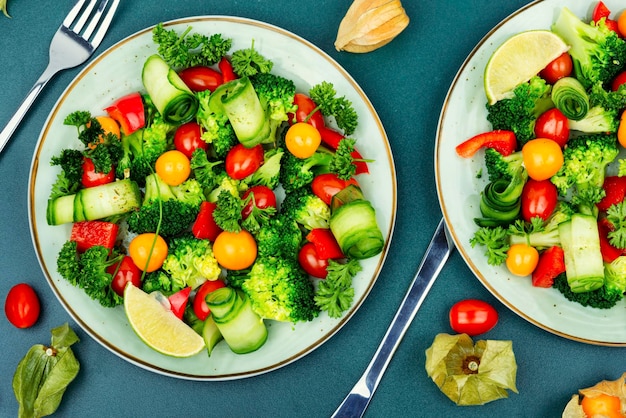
152,23,232,69
141,270,177,295
247,147,284,189
589,81,626,111
196,90,239,159
552,7,626,89
212,189,244,233
314,258,362,318
250,73,297,144
551,133,619,199
126,173,204,237
240,255,319,322
190,148,224,192
604,255,626,301
161,234,222,290
281,186,330,230
484,148,524,182
567,106,620,133
486,76,554,146
508,217,564,250
254,213,303,259
279,146,355,193
552,272,622,309
56,241,124,308
116,113,174,186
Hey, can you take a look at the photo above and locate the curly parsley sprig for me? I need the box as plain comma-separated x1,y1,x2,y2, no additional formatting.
314,258,362,318
309,81,358,135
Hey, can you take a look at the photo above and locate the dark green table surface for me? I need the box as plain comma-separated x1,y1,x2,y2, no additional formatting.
1,0,625,417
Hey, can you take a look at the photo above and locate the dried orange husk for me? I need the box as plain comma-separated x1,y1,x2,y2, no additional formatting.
425,333,518,406
562,372,626,418
335,0,409,53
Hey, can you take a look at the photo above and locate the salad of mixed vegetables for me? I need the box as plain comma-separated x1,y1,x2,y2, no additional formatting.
45,22,385,356
456,2,626,310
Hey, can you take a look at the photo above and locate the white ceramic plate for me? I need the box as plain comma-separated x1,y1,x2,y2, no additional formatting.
28,17,396,379
436,0,626,346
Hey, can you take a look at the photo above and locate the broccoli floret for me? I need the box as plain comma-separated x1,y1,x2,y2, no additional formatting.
551,133,619,198
281,186,330,230
212,189,244,232
567,105,620,133
484,149,524,182
196,90,238,159
553,272,621,309
508,217,564,250
56,241,124,308
247,147,284,189
116,114,174,185
161,234,221,290
255,213,303,259
279,147,334,192
486,76,554,146
604,255,626,301
190,148,224,192
141,270,177,295
314,258,362,318
126,173,204,237
250,73,297,144
552,7,626,89
241,255,319,322
589,82,626,111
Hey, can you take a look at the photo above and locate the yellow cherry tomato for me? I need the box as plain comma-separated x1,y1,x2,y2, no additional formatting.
129,233,168,272
285,122,322,158
95,115,121,139
581,393,622,418
155,150,191,186
213,230,257,270
505,243,539,277
618,110,626,148
521,138,563,181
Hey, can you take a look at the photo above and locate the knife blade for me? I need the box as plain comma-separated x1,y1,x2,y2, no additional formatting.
331,217,455,418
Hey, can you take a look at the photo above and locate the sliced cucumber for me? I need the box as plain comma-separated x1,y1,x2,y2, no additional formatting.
220,77,270,147
330,199,384,259
206,287,267,354
142,54,198,125
558,213,604,292
202,315,223,357
46,179,142,225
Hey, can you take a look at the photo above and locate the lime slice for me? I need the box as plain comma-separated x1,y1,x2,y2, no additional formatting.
484,30,569,105
124,284,205,357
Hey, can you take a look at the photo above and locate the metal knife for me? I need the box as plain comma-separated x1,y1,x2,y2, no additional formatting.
331,217,455,418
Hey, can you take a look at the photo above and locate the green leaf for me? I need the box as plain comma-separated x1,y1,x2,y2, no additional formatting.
13,345,48,418
33,348,80,417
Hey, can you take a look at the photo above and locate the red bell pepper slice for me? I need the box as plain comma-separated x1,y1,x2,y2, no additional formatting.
219,57,237,83
592,1,611,22
318,126,369,175
531,246,565,288
192,201,222,241
306,228,344,259
70,220,119,253
105,92,145,135
597,176,626,212
81,157,115,188
168,287,192,320
456,130,517,158
598,218,625,262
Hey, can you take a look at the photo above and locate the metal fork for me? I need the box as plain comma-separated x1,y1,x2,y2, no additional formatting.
0,0,120,155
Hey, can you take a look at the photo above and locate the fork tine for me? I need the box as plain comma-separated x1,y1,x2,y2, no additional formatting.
89,0,119,48
72,0,99,34
62,0,87,27
82,0,110,40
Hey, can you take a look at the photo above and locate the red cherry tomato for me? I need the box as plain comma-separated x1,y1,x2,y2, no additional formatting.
298,242,329,278
225,143,264,180
449,299,498,336
178,66,224,92
5,283,40,328
81,157,115,188
540,52,573,84
107,256,142,297
192,201,222,241
193,279,227,321
612,71,626,91
521,179,559,222
290,93,325,129
241,185,277,219
174,122,207,159
534,108,570,148
312,173,360,205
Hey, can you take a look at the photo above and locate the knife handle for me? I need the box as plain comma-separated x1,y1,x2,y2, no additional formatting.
331,218,454,418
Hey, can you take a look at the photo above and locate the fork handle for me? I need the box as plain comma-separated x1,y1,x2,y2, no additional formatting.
0,65,58,155
331,219,454,418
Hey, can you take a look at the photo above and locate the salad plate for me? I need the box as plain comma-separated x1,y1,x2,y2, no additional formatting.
28,16,396,379
436,0,626,346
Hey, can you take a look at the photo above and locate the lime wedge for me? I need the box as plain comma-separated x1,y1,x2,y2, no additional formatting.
484,30,569,105
124,284,205,357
